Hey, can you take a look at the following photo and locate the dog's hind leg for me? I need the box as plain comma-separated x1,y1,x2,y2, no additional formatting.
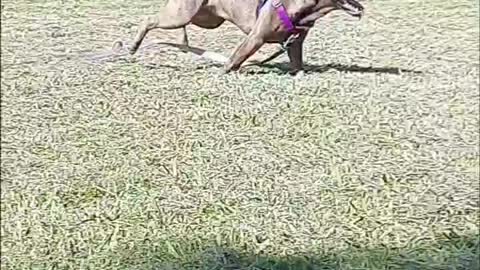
129,0,202,54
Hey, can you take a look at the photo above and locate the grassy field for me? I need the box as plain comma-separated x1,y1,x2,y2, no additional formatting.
1,0,479,269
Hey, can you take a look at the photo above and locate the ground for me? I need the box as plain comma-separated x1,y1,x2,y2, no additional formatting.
1,0,479,269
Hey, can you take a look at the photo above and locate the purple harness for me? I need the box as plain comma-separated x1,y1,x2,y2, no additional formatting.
257,0,299,34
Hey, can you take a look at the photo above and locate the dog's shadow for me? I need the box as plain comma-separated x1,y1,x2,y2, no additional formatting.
86,41,423,76
144,61,423,76
244,62,423,75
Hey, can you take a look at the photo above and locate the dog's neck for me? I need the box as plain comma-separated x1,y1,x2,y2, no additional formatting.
256,0,299,32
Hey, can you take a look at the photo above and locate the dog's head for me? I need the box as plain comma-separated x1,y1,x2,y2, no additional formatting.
296,0,365,27
334,0,364,18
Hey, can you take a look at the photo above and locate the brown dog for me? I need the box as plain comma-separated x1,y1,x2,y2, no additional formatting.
129,0,364,74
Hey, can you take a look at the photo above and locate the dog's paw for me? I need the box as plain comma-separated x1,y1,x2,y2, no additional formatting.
294,70,306,78
222,64,234,75
219,68,231,75
128,47,137,55
289,69,305,77
127,44,140,55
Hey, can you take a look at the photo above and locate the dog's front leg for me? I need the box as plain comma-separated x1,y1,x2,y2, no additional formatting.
287,31,309,75
224,33,265,73
223,10,274,73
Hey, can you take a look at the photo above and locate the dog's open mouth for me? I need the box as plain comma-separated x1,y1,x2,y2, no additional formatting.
338,0,364,18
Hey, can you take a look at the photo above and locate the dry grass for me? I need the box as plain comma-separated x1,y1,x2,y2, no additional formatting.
1,0,479,269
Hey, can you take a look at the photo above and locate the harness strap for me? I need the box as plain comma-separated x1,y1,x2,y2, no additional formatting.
256,0,300,49
272,1,297,33
257,0,298,34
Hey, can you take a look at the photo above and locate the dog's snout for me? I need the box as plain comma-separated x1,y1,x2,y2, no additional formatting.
338,0,364,18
